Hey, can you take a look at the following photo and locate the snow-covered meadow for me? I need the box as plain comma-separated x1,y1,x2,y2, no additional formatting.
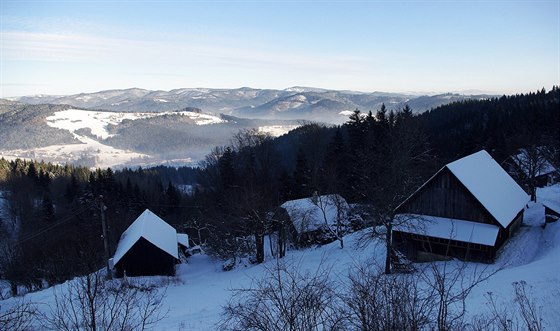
0,109,226,169
1,185,559,330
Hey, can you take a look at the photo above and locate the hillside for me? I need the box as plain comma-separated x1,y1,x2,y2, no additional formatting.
2,185,559,330
0,102,301,168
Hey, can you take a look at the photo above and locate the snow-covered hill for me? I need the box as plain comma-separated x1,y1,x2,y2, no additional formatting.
1,108,225,169
0,105,300,168
46,109,225,139
2,185,559,330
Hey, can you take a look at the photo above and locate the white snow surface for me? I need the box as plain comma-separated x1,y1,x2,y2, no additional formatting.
2,185,560,330
177,233,189,248
46,108,224,139
394,214,500,246
257,125,299,137
446,150,530,228
112,209,178,265
280,194,349,234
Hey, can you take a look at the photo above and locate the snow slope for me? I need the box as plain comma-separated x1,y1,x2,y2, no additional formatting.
2,185,559,330
46,109,225,139
1,109,225,169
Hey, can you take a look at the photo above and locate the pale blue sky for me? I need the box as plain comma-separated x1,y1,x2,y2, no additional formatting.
1,0,559,97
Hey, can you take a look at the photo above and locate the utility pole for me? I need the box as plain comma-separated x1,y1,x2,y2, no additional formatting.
99,195,112,279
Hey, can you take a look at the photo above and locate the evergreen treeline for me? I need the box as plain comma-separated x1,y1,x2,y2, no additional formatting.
418,87,560,163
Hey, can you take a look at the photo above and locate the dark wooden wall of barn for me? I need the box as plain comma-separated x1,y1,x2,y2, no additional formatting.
397,167,498,226
115,238,176,277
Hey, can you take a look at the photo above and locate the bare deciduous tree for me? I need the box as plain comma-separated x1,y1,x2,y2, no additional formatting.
310,193,349,249
511,146,550,201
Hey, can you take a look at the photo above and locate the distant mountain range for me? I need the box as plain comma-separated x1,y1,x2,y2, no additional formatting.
10,87,495,124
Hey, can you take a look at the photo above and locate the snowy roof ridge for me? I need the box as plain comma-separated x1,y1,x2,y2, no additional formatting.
112,209,178,265
446,150,529,228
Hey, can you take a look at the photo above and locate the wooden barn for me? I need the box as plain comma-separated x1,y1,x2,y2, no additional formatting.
112,209,178,277
392,150,530,262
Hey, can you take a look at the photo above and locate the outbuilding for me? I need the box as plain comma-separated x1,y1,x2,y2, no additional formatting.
543,200,560,225
112,209,178,277
275,194,350,246
392,150,530,262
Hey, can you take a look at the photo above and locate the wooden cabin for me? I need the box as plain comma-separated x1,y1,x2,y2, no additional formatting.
112,209,178,277
392,150,530,262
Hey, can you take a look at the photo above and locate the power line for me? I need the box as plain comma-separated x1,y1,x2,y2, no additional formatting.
16,205,91,245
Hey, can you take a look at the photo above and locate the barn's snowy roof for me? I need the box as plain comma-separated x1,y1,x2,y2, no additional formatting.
394,214,500,246
112,209,178,265
280,194,349,234
177,233,189,247
446,150,529,228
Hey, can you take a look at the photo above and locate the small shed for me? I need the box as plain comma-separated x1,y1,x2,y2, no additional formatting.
506,148,558,188
275,194,349,246
543,200,560,224
112,209,178,277
393,150,530,262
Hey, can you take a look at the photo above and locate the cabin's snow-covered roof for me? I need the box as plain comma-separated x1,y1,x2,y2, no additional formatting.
280,194,349,234
113,209,178,265
394,214,500,246
446,150,529,228
177,233,189,247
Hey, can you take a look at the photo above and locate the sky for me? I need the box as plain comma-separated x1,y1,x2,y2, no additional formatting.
1,0,559,97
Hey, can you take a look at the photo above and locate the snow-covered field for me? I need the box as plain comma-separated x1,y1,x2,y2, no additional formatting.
257,125,300,137
2,185,560,330
46,109,225,139
0,109,225,169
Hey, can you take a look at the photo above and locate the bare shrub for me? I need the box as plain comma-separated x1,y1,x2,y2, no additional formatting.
0,299,38,331
220,259,345,331
419,261,499,331
482,281,544,331
342,262,434,331
42,270,167,331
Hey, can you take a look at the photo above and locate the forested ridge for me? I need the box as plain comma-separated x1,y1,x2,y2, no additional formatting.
0,87,558,294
